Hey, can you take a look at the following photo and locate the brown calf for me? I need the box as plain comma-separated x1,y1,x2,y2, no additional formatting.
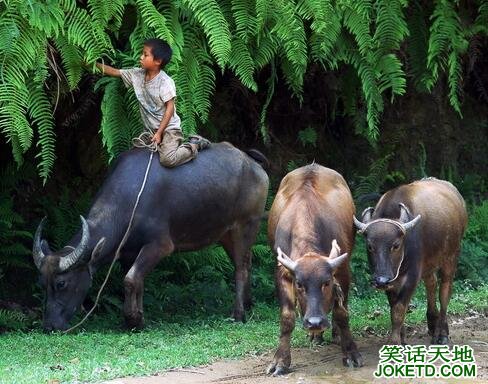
267,164,363,375
354,177,467,344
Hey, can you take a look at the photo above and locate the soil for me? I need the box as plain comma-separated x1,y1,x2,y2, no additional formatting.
104,312,488,384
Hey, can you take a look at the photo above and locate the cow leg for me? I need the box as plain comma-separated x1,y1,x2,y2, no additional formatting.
123,240,174,329
435,268,455,345
424,273,439,338
387,288,414,345
220,218,260,322
267,272,295,375
333,292,363,367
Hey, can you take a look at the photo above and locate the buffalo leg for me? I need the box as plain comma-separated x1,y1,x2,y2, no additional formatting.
424,273,439,338
436,268,455,344
387,287,415,345
333,292,363,367
267,271,295,375
220,218,260,322
123,240,174,329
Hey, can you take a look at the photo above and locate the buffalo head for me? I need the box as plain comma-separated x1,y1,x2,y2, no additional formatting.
276,240,348,333
354,204,421,289
33,216,105,331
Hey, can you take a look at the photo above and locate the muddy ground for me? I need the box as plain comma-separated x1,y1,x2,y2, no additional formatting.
105,313,488,384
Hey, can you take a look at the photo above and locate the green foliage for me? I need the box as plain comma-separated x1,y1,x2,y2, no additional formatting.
457,201,488,286
0,308,29,331
298,126,317,147
4,0,487,176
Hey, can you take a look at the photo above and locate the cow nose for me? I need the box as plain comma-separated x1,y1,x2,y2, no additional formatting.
304,316,328,330
374,276,390,288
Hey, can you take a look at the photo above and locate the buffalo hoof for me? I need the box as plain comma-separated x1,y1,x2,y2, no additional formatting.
343,351,364,368
124,313,144,330
266,361,289,376
432,335,449,345
232,309,246,323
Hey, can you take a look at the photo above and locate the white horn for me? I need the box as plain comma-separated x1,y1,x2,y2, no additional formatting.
329,239,341,259
277,247,297,272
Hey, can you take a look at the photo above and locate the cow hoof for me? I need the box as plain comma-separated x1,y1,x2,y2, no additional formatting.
435,335,449,345
232,310,246,323
124,314,144,330
266,362,288,376
343,352,363,368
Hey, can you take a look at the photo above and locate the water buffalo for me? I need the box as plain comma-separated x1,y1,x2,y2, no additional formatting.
267,164,363,375
354,177,467,344
33,143,269,331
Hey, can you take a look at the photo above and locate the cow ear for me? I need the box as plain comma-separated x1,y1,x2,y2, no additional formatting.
88,237,105,271
361,207,374,223
399,203,412,223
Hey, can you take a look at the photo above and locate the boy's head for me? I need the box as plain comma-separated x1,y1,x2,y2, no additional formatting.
141,38,172,70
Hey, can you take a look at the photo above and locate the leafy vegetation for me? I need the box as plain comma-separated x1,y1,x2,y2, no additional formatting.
1,1,488,179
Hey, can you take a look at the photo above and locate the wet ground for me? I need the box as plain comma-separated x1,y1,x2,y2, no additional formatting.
105,313,488,384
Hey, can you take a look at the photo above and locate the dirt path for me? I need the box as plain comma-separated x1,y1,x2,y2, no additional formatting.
105,313,488,384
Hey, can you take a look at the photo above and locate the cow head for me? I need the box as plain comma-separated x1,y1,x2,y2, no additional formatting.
353,204,421,289
33,216,105,331
276,240,348,333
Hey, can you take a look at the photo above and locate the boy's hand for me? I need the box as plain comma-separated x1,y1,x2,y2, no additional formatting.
151,132,163,145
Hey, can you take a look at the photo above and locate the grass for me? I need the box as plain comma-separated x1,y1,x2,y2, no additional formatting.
0,283,486,383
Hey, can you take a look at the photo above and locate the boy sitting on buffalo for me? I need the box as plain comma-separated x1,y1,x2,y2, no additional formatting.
96,38,210,167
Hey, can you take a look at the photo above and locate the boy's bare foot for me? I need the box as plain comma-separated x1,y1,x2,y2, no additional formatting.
189,135,211,150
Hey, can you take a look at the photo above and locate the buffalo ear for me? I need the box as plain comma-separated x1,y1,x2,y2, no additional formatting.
361,207,374,223
88,237,106,274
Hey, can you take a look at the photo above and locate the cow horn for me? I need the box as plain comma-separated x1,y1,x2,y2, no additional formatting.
277,247,297,272
353,215,368,233
33,217,48,270
361,207,374,223
329,239,341,259
402,214,421,231
59,216,91,272
328,252,348,271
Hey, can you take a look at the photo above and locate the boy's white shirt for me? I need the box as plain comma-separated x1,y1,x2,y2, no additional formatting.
120,68,181,133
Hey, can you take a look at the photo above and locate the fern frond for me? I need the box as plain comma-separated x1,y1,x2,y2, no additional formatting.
27,83,56,181
135,0,174,44
341,0,373,57
406,2,430,91
373,0,409,53
181,0,232,69
229,37,257,91
231,0,257,44
54,36,83,90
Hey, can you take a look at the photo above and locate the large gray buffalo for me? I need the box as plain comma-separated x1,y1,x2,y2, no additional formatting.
33,143,269,331
267,164,362,375
354,177,467,344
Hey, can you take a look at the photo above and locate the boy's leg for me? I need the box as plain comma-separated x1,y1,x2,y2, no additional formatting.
158,129,197,168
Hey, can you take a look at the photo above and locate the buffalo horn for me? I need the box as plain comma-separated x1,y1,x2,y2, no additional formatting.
353,215,368,233
401,214,421,232
329,239,341,259
277,247,297,272
33,217,48,270
328,252,348,271
59,216,91,272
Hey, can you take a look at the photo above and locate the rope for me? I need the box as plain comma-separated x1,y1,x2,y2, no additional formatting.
64,134,157,333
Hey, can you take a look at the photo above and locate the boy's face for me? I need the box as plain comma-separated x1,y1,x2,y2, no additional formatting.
140,45,162,71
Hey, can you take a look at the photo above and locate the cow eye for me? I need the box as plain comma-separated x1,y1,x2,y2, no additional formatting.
56,280,66,290
322,281,330,288
391,242,400,251
296,281,304,290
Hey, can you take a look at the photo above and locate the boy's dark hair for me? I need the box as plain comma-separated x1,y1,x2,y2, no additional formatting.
144,38,172,68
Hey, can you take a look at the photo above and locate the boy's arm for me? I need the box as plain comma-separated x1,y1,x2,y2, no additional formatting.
96,62,121,77
152,99,175,144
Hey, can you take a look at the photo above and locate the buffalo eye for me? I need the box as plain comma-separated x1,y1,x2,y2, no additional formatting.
296,281,304,290
391,242,401,251
56,280,66,290
322,281,330,289
367,243,374,252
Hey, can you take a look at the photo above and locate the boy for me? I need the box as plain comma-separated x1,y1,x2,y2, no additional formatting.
96,38,210,167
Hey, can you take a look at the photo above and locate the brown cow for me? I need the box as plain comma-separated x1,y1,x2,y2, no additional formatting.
354,177,467,345
267,164,363,375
